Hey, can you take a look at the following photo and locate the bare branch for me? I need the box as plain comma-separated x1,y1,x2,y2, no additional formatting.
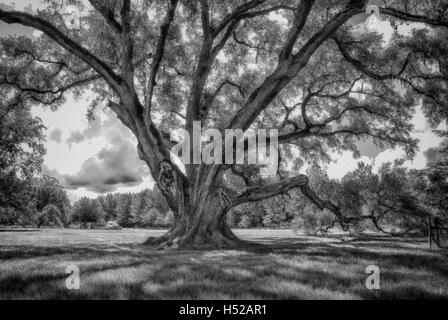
88,0,122,33
300,90,314,127
333,36,446,109
381,7,448,28
279,0,315,62
200,0,212,40
228,174,349,228
232,30,271,52
333,36,411,81
213,2,297,40
299,182,347,226
212,0,266,37
278,126,411,145
121,0,134,82
211,19,239,57
144,0,179,122
1,73,101,104
0,9,124,94
230,175,309,206
208,79,245,104
227,1,368,131
315,76,363,99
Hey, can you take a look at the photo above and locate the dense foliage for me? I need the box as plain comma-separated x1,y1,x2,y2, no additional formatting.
0,175,71,227
0,106,46,222
1,1,447,247
228,161,448,246
70,187,172,228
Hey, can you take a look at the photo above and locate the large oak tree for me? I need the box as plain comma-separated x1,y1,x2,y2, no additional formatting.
1,0,447,248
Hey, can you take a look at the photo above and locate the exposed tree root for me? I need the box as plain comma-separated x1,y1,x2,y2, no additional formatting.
144,226,252,250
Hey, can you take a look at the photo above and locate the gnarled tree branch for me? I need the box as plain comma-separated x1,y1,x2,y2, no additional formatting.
381,7,448,28
227,0,368,132
144,0,179,122
0,9,124,94
227,174,350,228
88,0,122,33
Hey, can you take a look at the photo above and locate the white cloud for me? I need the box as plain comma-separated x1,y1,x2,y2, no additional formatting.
327,151,372,180
373,148,405,170
33,92,154,201
373,130,444,171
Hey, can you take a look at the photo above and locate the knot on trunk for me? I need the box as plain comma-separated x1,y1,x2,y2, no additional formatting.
158,160,177,197
218,188,232,210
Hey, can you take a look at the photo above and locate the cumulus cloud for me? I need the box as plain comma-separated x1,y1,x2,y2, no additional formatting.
48,128,63,144
66,130,86,146
42,108,149,194
65,109,132,147
66,114,105,147
41,165,66,183
57,134,147,193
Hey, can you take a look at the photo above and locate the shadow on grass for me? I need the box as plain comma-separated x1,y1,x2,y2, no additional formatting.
0,244,133,260
0,234,447,299
0,229,41,233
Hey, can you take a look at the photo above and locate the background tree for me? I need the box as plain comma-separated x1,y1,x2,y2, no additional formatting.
162,210,175,227
97,193,118,221
0,106,45,180
140,207,160,227
289,165,340,234
37,204,64,228
305,161,448,245
94,188,169,228
412,147,448,247
116,193,133,227
0,105,45,222
31,175,71,226
71,197,105,228
0,107,72,227
1,0,447,247
129,191,151,226
146,187,170,215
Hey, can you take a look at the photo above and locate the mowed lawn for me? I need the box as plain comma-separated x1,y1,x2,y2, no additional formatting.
0,228,447,299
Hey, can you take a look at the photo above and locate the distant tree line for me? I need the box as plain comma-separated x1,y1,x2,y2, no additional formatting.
0,179,174,229
71,188,173,229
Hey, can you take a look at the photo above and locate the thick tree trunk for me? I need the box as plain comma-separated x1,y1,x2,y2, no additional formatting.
146,175,243,249
145,190,241,249
428,217,434,248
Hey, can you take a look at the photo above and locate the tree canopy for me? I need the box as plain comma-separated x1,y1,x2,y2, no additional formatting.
1,0,447,247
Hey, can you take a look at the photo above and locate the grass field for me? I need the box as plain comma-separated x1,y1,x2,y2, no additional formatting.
0,228,447,299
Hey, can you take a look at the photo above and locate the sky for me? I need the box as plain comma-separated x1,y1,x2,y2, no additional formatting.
1,0,445,203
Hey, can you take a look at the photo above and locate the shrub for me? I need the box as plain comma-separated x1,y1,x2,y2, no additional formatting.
71,197,105,228
141,208,160,227
38,204,64,228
